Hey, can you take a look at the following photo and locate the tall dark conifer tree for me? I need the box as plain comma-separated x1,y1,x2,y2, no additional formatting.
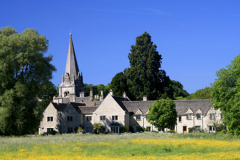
125,32,169,100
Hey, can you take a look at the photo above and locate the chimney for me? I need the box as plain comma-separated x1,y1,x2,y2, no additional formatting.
110,89,113,96
101,90,104,98
90,89,93,98
143,96,147,101
123,92,126,98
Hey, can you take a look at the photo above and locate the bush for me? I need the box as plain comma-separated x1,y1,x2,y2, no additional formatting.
167,130,176,134
214,123,227,133
120,126,127,133
189,127,204,133
76,127,85,133
93,123,103,134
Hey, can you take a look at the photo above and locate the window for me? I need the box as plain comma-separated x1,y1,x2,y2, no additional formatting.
47,128,53,133
67,116,73,121
47,117,53,122
145,114,148,120
196,113,201,119
86,116,92,121
210,113,215,120
64,91,69,97
221,113,224,119
112,115,118,121
209,126,215,133
68,127,73,133
187,114,192,120
136,115,141,120
146,126,151,131
100,116,106,121
179,116,182,122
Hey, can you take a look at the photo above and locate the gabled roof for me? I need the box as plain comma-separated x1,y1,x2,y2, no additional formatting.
112,96,129,112
123,101,155,115
78,106,98,114
65,34,79,79
52,103,67,111
174,100,211,115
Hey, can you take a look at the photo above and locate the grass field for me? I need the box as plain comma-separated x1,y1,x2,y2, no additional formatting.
1,132,240,159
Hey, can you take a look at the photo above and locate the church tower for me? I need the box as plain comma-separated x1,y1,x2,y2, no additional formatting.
58,33,86,99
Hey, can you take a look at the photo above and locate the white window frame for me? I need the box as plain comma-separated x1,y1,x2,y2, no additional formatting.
86,116,92,121
136,115,141,121
100,115,106,121
210,113,215,120
112,115,118,121
47,128,53,133
146,126,151,131
186,114,192,120
47,117,53,122
196,113,201,120
179,116,182,122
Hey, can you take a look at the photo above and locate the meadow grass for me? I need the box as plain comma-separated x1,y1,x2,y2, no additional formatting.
0,132,240,159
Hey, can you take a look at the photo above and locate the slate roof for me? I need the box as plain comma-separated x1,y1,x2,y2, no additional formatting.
112,96,129,112
52,103,67,111
51,102,97,115
79,106,98,114
123,101,155,115
174,99,212,115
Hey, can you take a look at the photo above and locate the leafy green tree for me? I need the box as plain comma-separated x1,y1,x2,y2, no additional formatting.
0,27,56,135
147,98,177,131
125,32,170,100
164,80,189,100
110,72,128,97
187,87,211,100
85,84,110,98
211,54,240,135
37,81,58,100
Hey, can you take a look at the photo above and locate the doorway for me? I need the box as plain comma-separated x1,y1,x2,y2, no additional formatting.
111,126,119,134
183,126,187,134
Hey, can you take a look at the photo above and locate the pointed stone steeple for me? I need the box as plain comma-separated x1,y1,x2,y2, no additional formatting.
58,33,86,99
65,33,79,80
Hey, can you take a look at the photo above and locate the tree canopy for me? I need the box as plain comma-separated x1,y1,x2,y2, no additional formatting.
187,87,211,100
0,26,56,135
125,32,171,100
211,54,240,135
37,81,58,100
110,72,128,97
147,98,177,131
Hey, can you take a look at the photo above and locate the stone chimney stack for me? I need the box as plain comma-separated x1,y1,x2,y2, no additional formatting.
143,96,147,101
110,89,113,96
90,89,93,100
123,92,126,98
101,90,104,98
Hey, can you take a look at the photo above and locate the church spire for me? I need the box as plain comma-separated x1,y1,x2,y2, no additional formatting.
65,33,79,80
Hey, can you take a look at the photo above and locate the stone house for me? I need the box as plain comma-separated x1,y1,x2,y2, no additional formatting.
39,34,223,134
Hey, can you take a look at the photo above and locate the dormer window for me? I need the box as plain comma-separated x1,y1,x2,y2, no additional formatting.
210,113,215,120
187,114,192,120
196,113,201,119
136,115,141,121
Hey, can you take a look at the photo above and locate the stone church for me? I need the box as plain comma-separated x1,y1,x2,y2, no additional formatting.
39,34,223,134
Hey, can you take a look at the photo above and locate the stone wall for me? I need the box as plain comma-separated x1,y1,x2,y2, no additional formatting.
93,94,126,132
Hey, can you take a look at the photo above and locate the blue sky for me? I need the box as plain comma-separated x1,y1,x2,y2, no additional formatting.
1,1,240,94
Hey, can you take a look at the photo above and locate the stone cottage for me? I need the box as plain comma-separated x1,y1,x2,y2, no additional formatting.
39,34,223,134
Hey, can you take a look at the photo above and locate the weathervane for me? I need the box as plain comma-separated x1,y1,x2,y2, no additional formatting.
70,29,72,36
